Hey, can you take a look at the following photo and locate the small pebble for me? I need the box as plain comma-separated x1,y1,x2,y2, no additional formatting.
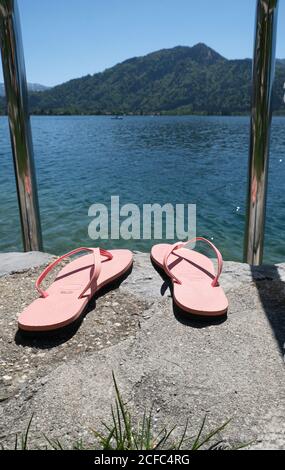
37,352,46,358
2,375,12,381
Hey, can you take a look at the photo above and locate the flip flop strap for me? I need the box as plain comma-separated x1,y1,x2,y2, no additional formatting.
163,237,223,287
163,242,184,285
35,247,113,299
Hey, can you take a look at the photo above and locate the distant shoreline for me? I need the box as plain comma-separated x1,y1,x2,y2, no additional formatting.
1,111,285,117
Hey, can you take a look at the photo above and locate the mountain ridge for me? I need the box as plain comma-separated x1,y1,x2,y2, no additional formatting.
0,82,50,97
1,44,285,115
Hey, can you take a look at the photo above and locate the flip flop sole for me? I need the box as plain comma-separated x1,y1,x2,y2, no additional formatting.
18,249,133,332
151,244,228,316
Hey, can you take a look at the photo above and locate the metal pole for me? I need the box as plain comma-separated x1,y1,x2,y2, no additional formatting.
244,0,279,265
0,0,42,251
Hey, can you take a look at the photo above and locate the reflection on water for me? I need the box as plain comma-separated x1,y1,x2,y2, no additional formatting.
0,115,285,263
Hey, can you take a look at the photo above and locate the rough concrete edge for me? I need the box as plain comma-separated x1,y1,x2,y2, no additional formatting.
0,251,55,277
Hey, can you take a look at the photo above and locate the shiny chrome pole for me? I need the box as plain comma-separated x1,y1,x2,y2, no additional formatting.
244,0,279,265
0,0,42,251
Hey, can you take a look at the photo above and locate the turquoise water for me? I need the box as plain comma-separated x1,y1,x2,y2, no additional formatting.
0,115,285,263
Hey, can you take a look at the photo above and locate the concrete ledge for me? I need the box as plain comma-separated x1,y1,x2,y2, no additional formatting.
0,251,54,277
0,252,284,449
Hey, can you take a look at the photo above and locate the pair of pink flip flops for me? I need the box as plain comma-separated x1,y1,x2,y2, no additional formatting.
18,238,228,332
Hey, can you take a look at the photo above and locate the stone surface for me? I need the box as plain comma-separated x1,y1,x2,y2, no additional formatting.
0,252,284,449
0,251,54,277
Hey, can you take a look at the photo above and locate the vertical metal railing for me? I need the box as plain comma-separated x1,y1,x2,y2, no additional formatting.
0,0,42,251
244,0,279,265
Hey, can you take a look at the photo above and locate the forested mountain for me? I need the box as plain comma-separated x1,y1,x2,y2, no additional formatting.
1,43,285,115
0,82,49,96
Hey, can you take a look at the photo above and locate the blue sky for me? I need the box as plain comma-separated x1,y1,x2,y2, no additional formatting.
1,0,285,86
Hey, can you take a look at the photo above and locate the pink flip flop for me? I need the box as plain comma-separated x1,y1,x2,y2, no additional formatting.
151,237,228,316
18,247,133,332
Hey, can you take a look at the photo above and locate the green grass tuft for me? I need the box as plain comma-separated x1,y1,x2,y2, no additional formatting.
0,374,252,450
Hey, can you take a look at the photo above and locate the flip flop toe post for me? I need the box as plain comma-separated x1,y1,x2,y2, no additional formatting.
151,238,228,316
18,247,133,332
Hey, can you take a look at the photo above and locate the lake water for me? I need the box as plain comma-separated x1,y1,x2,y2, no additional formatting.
0,115,285,264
